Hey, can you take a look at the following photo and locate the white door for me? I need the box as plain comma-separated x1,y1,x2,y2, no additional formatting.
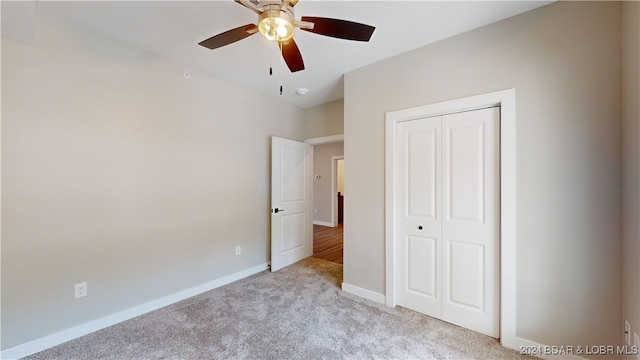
396,107,500,338
271,136,313,272
396,116,442,318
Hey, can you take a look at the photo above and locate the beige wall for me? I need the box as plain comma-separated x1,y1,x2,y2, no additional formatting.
1,15,305,349
344,1,622,349
312,142,344,225
622,0,640,348
305,99,344,139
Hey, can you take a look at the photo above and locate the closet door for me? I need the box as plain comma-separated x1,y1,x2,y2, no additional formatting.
441,107,499,338
395,107,499,338
396,116,442,318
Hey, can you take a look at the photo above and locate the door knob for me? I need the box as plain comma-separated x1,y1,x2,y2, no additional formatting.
272,208,285,214
418,226,423,230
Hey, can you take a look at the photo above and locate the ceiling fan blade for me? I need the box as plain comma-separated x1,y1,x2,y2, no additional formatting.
198,24,258,50
279,38,305,73
300,16,375,41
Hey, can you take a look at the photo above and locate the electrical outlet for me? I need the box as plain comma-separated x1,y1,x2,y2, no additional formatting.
235,245,241,256
74,282,87,299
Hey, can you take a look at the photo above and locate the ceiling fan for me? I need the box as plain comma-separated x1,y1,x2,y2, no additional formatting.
198,0,376,73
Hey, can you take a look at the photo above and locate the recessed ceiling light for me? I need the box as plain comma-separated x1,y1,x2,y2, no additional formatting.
296,88,309,96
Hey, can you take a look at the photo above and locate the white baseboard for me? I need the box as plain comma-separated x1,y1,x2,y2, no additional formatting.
313,220,335,227
515,337,588,360
0,263,269,360
341,282,386,304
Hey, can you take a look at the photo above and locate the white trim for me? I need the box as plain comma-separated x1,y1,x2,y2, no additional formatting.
500,89,517,349
342,282,386,304
313,220,334,227
0,263,270,360
384,88,517,350
331,155,344,227
304,134,344,145
516,337,587,360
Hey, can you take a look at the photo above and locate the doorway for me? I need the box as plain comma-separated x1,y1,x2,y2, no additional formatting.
312,155,344,264
306,137,344,265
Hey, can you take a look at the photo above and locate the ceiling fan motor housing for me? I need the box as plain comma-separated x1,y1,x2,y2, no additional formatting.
258,4,295,41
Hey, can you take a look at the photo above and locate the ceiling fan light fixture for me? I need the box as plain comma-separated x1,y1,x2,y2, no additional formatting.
258,8,294,42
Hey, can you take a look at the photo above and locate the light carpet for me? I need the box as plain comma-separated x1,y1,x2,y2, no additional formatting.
24,257,534,359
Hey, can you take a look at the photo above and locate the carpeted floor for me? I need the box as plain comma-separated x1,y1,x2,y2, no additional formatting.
25,258,534,359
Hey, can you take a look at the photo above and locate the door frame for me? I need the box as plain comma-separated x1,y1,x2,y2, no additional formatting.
385,89,516,349
331,156,344,227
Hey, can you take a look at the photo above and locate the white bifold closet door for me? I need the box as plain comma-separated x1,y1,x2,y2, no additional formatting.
395,106,499,338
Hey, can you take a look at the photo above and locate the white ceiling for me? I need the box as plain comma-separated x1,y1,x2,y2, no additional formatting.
2,1,551,108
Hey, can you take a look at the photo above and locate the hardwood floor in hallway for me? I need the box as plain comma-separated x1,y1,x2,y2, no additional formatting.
312,223,343,264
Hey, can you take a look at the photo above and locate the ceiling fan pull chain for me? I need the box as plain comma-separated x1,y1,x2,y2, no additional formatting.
279,41,284,95
269,43,273,76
